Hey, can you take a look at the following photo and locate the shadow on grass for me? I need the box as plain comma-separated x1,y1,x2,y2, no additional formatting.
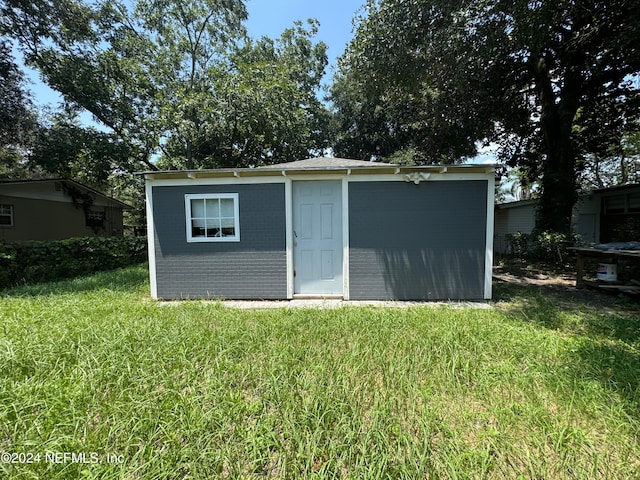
494,278,640,418
0,263,150,297
493,279,640,344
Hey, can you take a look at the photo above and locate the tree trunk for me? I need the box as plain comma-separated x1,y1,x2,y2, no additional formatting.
536,134,577,235
532,56,581,235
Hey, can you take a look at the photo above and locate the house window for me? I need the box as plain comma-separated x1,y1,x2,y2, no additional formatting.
86,209,106,228
604,195,626,214
0,204,13,226
185,193,240,242
604,193,640,214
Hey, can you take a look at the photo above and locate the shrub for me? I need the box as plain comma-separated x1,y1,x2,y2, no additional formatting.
506,231,530,255
503,230,577,265
532,230,574,261
0,236,147,288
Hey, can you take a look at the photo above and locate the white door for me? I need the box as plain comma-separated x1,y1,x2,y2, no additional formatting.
293,180,343,295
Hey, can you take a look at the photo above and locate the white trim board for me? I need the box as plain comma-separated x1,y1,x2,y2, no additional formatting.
285,178,294,299
146,177,286,187
484,178,495,300
145,171,493,187
145,181,158,299
341,177,350,300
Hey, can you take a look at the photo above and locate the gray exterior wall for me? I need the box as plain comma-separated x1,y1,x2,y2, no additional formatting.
152,183,286,299
349,181,487,300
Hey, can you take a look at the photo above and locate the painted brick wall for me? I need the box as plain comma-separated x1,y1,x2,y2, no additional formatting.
152,183,286,299
348,180,487,300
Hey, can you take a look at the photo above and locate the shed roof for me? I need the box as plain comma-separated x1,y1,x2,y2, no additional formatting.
262,157,391,169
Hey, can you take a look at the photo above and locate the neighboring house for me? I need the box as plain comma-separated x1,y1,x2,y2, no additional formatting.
594,183,640,242
143,158,495,301
493,199,537,254
494,183,640,253
0,178,131,242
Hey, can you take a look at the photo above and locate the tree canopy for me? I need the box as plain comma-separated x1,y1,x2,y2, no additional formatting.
332,0,640,233
1,0,330,175
0,40,37,175
157,20,330,169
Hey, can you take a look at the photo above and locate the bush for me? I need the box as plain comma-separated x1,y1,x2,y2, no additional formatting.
504,230,577,265
532,230,574,261
0,236,147,288
506,231,530,255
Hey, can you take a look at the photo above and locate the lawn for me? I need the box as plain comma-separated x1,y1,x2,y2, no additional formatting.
1,264,639,479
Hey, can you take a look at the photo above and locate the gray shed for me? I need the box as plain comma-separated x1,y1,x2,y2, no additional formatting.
143,158,495,300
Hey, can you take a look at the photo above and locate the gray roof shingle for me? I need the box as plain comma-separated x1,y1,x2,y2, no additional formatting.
259,157,391,169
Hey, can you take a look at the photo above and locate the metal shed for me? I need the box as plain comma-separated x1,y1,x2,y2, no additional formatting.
143,158,495,300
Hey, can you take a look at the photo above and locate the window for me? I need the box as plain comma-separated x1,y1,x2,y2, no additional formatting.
0,204,13,226
185,193,240,242
604,195,626,214
85,209,106,228
604,193,640,214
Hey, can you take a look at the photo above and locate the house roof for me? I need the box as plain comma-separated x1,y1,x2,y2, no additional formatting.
495,198,538,209
261,157,392,169
140,157,494,180
0,178,133,209
496,182,640,208
592,183,640,194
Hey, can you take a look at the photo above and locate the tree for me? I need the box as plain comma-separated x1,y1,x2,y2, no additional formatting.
2,0,331,173
579,130,640,190
157,20,330,168
331,0,640,234
0,40,38,176
1,0,249,171
29,113,134,189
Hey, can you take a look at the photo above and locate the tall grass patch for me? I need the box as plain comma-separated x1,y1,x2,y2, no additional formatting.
1,266,639,478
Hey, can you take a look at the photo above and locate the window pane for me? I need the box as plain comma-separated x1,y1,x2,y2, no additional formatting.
605,195,626,213
0,216,11,225
206,225,221,237
205,199,219,219
220,217,235,228
220,198,234,217
191,199,205,218
629,193,640,212
192,218,206,237
86,210,105,227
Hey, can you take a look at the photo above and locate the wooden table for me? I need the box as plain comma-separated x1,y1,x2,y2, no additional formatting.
568,247,640,289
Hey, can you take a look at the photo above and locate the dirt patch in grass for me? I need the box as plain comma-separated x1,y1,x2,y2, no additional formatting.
492,256,640,311
493,255,577,287
493,265,575,287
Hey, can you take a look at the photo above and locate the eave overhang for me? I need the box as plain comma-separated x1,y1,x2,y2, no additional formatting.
140,164,494,181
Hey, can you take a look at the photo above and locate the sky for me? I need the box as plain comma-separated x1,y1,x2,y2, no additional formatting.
245,0,365,83
25,0,366,110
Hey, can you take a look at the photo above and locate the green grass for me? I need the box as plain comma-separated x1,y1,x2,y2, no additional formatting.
1,265,639,479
